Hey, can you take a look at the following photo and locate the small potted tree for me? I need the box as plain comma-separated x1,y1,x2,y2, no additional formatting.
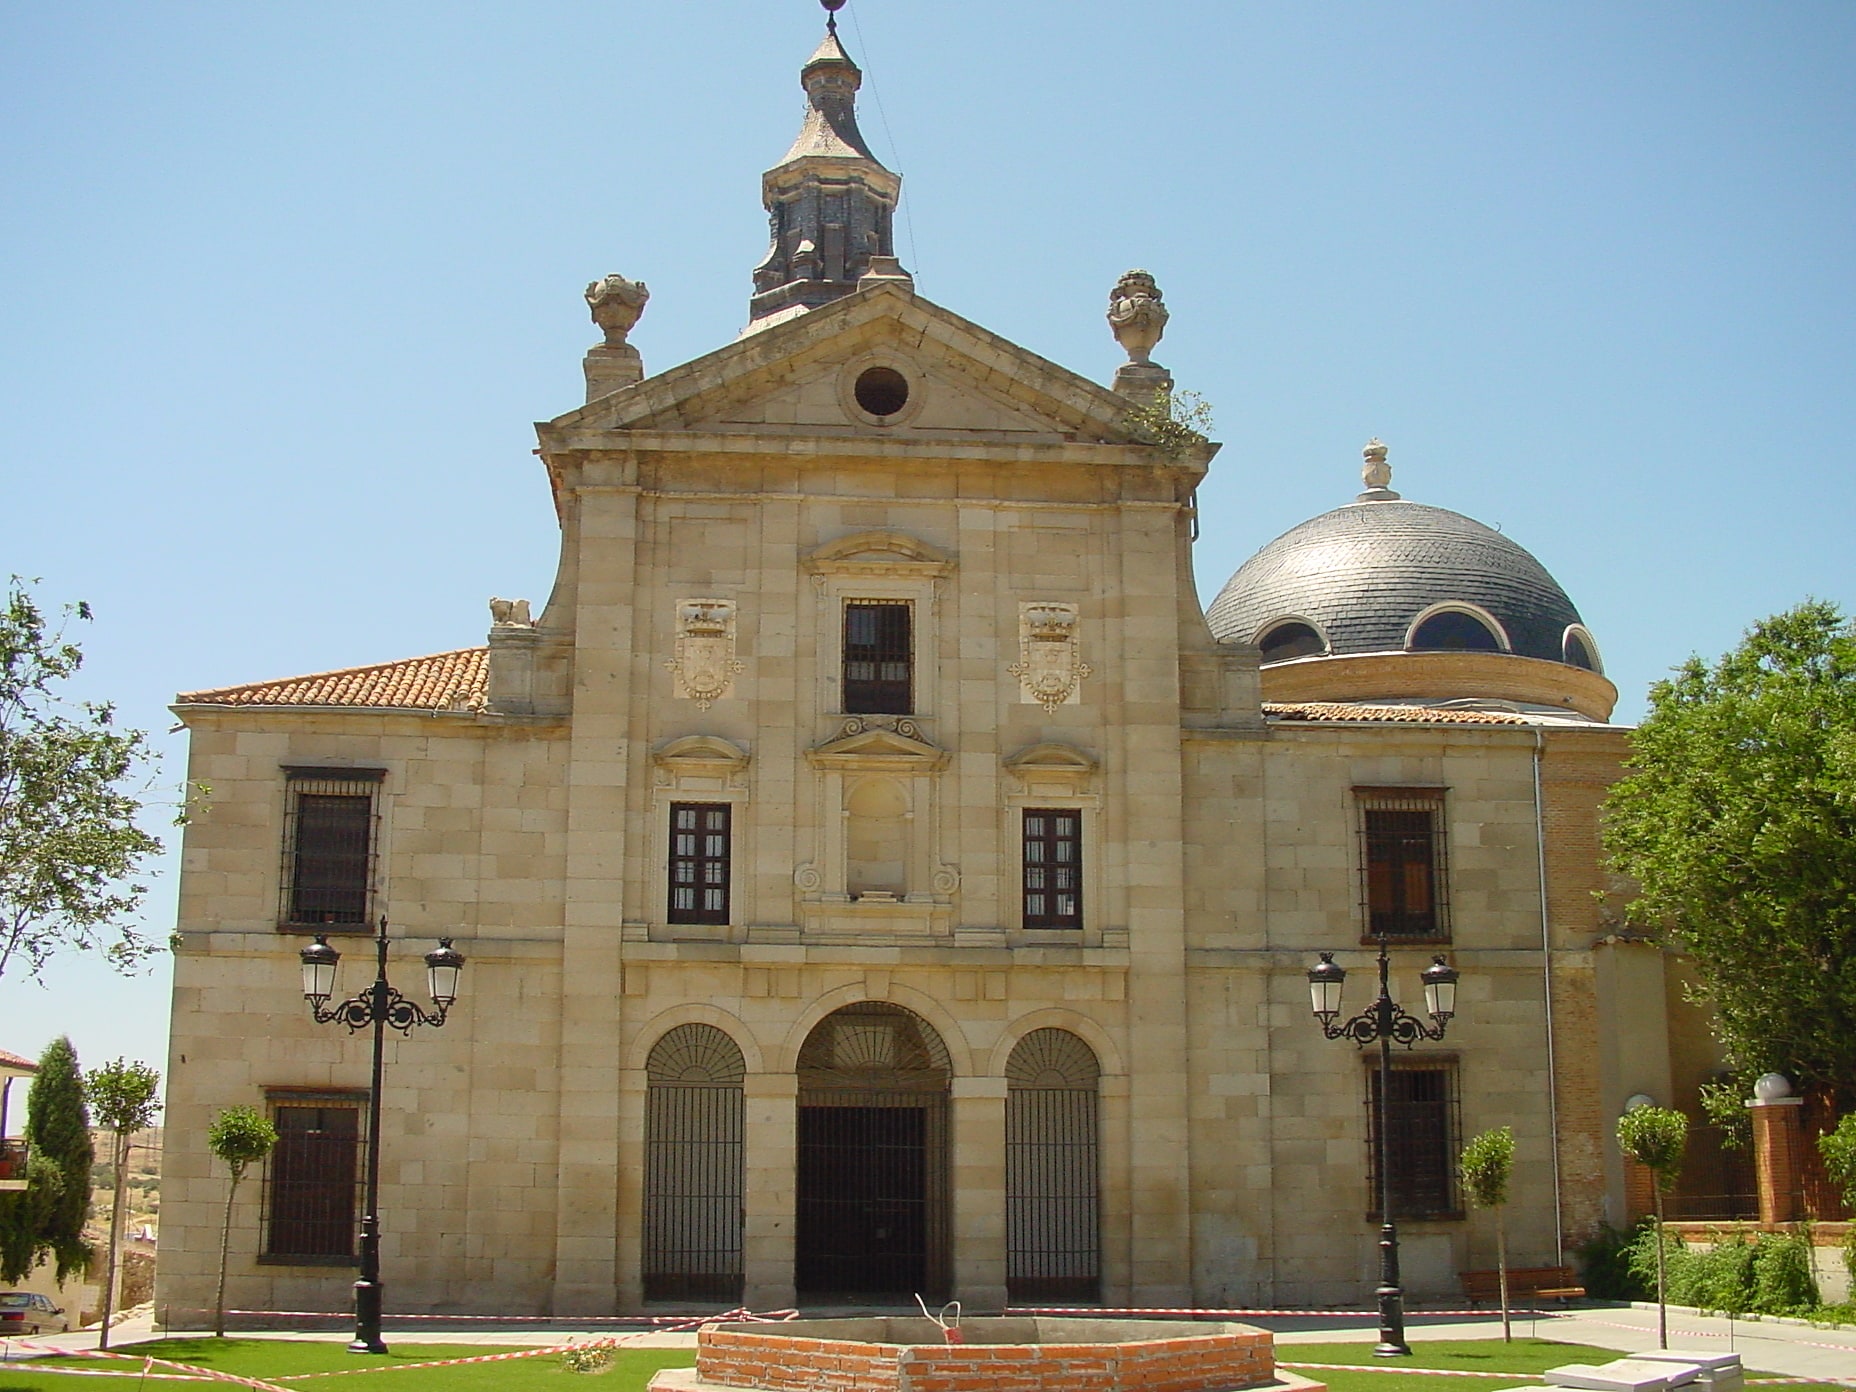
1460,1126,1516,1341
86,1059,161,1351
1617,1105,1688,1349
207,1106,279,1337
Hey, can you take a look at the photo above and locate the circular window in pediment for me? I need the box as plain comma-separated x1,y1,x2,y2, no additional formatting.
854,366,910,417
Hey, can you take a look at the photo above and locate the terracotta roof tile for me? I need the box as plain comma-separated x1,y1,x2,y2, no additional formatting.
0,1047,37,1073
178,648,489,712
1264,701,1530,725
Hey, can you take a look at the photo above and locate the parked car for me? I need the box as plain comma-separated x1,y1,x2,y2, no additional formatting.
0,1291,67,1335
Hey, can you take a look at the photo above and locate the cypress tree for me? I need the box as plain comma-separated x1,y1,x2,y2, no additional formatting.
28,1036,95,1281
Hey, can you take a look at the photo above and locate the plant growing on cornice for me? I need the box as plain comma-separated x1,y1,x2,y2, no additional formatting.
1124,390,1214,459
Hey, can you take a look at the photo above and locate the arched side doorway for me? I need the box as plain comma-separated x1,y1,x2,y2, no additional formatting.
643,1024,745,1303
795,1003,951,1300
1005,1028,1101,1302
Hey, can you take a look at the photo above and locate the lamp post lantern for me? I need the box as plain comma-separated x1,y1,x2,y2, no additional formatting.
299,918,463,1355
1306,932,1460,1357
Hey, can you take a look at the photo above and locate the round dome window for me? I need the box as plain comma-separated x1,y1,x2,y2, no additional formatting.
854,366,910,418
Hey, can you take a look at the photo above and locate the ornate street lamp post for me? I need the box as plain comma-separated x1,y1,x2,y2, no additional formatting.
1306,933,1459,1357
300,919,464,1355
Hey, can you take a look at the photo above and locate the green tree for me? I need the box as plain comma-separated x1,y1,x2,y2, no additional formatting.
1603,601,1856,1110
86,1058,160,1349
1618,1105,1688,1348
1818,1113,1856,1283
1459,1126,1517,1341
0,578,165,982
206,1105,277,1337
0,1037,94,1284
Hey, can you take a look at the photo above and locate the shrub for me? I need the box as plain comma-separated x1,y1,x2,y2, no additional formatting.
562,1344,615,1374
1577,1221,1651,1300
1751,1227,1820,1315
1687,1227,1757,1316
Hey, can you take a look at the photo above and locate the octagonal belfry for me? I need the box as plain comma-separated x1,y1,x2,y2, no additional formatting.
648,1317,1326,1392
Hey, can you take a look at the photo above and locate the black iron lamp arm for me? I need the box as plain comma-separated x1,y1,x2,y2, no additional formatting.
1319,999,1449,1047
310,984,452,1033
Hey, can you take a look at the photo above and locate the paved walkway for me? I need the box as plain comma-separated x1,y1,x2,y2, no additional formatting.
1263,1307,1855,1385
7,1304,1853,1387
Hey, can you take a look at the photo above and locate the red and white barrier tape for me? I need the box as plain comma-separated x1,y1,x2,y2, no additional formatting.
17,1307,800,1389
1566,1321,1856,1366
1279,1362,1525,1378
1008,1304,1578,1321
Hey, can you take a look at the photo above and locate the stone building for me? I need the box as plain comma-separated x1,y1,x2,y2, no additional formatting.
157,12,1715,1319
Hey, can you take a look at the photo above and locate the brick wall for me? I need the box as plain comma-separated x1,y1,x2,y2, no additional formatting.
696,1326,1276,1392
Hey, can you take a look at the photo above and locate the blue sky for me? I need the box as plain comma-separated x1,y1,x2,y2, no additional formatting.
2,1,1852,1086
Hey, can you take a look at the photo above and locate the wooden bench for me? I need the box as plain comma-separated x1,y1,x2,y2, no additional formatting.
1459,1265,1586,1305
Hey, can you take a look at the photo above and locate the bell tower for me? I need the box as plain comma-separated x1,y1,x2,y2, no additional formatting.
748,1,912,327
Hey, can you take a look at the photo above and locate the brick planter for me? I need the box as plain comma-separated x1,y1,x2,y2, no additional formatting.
649,1316,1296,1392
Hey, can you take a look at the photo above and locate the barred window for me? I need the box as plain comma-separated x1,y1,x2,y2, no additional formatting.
1022,809,1082,930
1366,1062,1462,1220
843,601,912,714
669,803,731,925
1356,788,1449,941
281,768,384,929
261,1096,363,1263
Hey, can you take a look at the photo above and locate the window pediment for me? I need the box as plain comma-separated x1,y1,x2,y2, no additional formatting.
1003,741,1098,793
804,530,953,579
653,734,752,776
808,717,948,772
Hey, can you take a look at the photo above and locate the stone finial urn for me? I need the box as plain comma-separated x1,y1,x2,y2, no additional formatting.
586,273,649,348
1107,269,1169,365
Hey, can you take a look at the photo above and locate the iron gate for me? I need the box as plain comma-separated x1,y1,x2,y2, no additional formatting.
796,1003,951,1299
643,1024,745,1302
1005,1028,1101,1301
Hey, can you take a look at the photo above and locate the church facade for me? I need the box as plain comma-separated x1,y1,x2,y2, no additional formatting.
156,15,1712,1319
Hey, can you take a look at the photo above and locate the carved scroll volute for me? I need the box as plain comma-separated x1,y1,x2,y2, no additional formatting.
665,598,745,710
1007,602,1091,713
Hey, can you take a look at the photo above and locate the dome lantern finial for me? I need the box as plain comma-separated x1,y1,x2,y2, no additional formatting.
1359,438,1400,502
746,1,910,328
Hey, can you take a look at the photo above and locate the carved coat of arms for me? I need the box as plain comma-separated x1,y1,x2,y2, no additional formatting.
1008,602,1091,713
666,599,744,710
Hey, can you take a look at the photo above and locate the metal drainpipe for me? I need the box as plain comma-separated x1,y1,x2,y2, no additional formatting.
1533,725,1566,1264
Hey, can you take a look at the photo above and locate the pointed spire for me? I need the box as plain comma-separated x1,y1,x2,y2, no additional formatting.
747,2,911,328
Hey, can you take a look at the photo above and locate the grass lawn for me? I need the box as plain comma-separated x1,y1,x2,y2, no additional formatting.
0,1338,695,1392
1274,1338,1780,1392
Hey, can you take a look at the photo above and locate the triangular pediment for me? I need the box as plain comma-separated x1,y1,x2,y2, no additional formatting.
807,718,949,771
542,284,1159,450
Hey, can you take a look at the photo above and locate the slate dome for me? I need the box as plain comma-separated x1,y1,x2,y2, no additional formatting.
1206,444,1597,673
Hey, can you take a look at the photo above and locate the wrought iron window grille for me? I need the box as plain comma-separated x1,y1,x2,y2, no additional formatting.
1355,787,1450,942
258,1093,366,1264
279,768,385,931
843,601,913,714
1364,1059,1463,1221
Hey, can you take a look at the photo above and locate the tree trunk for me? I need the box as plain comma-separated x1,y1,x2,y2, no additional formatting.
1653,1187,1668,1349
1496,1205,1511,1343
96,1130,129,1350
214,1166,242,1338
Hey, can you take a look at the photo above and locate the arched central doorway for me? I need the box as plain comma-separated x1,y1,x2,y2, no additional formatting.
795,1002,951,1300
